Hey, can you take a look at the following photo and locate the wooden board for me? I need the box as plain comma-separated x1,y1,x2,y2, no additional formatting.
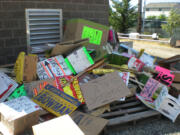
100,96,160,126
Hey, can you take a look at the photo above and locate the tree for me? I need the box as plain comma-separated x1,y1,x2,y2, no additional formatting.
146,15,157,20
157,14,167,21
161,9,180,36
109,0,137,33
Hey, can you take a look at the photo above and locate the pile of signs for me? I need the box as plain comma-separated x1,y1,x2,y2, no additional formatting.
0,18,180,135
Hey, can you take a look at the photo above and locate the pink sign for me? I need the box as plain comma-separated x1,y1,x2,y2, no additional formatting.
155,66,175,87
128,56,145,71
140,78,159,101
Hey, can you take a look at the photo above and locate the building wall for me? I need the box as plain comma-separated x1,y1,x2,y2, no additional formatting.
0,0,109,65
145,11,170,18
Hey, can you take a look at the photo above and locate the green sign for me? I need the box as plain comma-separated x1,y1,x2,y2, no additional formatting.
82,26,103,45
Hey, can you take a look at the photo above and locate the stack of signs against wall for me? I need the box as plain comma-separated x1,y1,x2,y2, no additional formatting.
128,56,145,71
37,55,72,80
154,66,175,87
0,72,18,102
65,47,94,74
0,96,40,135
32,85,81,116
55,76,84,103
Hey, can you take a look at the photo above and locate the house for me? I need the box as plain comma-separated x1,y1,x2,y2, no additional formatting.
145,2,180,18
0,0,109,65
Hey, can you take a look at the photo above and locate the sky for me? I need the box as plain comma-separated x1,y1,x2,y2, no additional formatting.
109,0,180,6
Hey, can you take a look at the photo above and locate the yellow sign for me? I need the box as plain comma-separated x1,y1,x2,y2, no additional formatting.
14,52,25,84
32,84,81,116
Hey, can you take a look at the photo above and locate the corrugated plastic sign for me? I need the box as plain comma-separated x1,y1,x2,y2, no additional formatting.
32,84,81,116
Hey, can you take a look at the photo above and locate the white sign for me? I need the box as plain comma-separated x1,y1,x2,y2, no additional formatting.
0,96,40,121
0,72,18,102
67,47,93,73
37,55,72,80
140,54,154,67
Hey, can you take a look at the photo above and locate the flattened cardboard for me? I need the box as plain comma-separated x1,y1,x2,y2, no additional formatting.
71,111,108,135
23,55,38,82
80,71,131,110
51,39,89,56
33,115,84,135
32,84,81,116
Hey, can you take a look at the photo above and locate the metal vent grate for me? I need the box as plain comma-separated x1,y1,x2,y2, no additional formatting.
26,9,63,54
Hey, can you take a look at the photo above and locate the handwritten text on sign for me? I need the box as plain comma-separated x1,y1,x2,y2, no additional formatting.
81,26,103,45
155,66,175,87
140,78,160,101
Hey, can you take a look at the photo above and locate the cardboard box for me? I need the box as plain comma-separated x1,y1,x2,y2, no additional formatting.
32,84,81,116
155,88,180,122
32,115,84,135
0,96,40,135
63,19,109,49
80,71,131,110
37,55,72,80
65,47,94,74
71,111,108,135
50,39,89,56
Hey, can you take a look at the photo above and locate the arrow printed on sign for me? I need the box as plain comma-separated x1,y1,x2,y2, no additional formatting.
44,61,56,78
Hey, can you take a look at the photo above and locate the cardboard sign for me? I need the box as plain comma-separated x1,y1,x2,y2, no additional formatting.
81,26,103,45
55,76,84,103
0,72,18,102
32,85,81,116
66,47,94,74
24,79,57,97
50,39,89,56
128,56,145,71
33,115,84,135
155,66,175,86
37,55,72,80
71,111,108,135
140,54,154,67
140,78,160,101
80,71,131,110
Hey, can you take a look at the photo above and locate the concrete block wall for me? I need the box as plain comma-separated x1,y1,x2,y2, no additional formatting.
0,0,109,65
